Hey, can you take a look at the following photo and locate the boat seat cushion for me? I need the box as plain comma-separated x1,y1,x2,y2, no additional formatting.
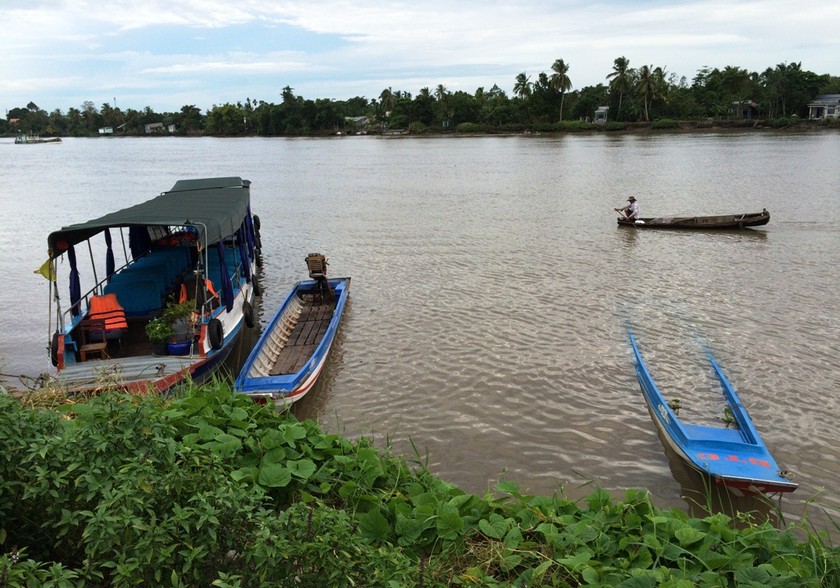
103,279,163,316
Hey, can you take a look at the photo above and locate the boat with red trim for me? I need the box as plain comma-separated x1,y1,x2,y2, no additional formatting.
630,330,797,495
43,176,261,394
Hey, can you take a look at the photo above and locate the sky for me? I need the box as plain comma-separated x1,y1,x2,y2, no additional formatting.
3,0,838,115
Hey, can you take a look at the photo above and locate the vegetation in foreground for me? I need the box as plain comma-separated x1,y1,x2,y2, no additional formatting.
1,382,839,587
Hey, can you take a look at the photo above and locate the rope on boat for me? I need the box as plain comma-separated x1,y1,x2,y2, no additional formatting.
0,371,57,393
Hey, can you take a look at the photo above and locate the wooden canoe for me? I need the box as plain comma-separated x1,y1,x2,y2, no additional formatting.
235,277,350,407
618,209,770,229
630,331,797,495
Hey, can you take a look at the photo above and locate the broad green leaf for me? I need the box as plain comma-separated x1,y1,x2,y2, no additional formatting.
495,481,520,494
260,430,284,449
288,459,316,480
586,488,612,510
437,510,464,538
395,514,427,544
500,553,522,572
230,467,257,483
338,481,358,498
257,464,292,488
617,576,658,588
478,518,504,539
359,509,390,542
733,566,772,587
581,566,600,585
261,447,286,466
675,526,706,546
198,424,224,440
209,433,242,454
280,423,308,444
559,549,594,569
503,526,523,549
228,407,249,421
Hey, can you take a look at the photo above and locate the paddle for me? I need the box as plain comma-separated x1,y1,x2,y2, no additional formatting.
613,208,644,227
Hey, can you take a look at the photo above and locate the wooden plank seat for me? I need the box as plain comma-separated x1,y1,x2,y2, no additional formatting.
269,301,334,375
78,319,109,361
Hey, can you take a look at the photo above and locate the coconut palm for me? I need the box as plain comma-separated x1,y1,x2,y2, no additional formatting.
607,56,633,118
514,73,532,99
637,65,656,121
550,59,572,120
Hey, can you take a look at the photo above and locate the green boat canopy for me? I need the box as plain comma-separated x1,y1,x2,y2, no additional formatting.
48,177,251,257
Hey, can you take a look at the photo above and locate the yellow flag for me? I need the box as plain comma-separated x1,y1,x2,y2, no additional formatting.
35,258,56,281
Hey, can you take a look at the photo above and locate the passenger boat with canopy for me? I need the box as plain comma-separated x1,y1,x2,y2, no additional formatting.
42,176,262,394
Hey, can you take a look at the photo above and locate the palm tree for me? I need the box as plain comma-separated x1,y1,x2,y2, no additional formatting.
513,73,532,99
435,84,448,101
379,87,395,119
636,65,656,121
550,59,572,120
652,66,668,114
607,56,633,118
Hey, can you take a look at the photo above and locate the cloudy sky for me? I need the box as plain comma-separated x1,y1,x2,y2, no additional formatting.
3,0,838,115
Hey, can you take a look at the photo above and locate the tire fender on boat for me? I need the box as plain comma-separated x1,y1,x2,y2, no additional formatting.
243,300,255,328
208,318,224,350
251,275,261,297
50,331,60,367
252,214,263,252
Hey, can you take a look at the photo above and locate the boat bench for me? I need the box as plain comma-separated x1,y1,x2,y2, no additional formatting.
683,424,749,445
104,279,165,316
103,246,193,316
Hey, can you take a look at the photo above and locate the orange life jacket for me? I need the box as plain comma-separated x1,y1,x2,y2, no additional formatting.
88,293,128,331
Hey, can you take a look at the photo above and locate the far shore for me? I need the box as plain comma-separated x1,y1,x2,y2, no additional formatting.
5,117,839,141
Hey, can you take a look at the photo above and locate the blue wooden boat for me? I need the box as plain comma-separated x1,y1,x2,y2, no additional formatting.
44,177,261,394
630,331,797,494
235,255,350,407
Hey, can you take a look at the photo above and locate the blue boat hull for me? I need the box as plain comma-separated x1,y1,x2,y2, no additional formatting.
235,277,350,407
630,331,796,494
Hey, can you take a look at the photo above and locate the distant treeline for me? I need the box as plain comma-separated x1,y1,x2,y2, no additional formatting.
4,58,839,137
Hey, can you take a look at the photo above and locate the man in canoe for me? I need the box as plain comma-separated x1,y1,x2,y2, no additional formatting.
615,196,639,221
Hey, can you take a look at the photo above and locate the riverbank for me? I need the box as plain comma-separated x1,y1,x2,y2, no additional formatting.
2,384,839,586
4,116,837,141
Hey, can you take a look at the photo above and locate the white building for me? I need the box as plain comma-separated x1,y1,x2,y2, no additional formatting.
808,94,840,119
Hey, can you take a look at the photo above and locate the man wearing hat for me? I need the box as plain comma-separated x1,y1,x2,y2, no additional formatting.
615,196,639,222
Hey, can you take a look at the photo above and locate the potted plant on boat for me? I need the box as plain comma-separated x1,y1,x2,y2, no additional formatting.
145,316,175,355
161,298,197,355
145,298,197,355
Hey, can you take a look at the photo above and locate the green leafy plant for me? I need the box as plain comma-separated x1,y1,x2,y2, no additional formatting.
145,298,196,344
161,298,195,324
3,387,840,587
144,316,175,343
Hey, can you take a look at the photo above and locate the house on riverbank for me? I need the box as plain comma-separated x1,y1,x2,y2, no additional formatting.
808,94,840,119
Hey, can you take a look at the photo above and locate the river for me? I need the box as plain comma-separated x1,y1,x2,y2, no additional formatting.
1,131,838,532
